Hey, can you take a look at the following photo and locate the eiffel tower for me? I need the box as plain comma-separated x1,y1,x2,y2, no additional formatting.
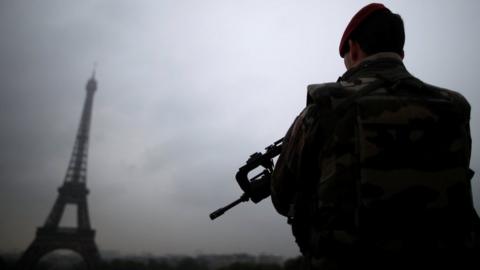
17,72,101,270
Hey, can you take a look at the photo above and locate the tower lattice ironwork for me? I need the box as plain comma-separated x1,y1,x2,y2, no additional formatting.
17,72,101,270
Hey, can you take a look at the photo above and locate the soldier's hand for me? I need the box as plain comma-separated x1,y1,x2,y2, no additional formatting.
249,173,271,203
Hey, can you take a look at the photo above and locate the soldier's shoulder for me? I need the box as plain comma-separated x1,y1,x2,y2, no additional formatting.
423,82,471,110
306,83,339,107
306,78,376,105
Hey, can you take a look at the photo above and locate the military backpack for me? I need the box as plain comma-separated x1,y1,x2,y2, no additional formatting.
301,76,477,255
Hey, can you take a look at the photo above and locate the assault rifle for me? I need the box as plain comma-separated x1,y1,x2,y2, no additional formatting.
209,138,283,220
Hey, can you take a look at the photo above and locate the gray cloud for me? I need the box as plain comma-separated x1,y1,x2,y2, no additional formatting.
1,0,479,257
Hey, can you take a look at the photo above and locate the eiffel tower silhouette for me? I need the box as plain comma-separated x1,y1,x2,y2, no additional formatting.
17,71,101,270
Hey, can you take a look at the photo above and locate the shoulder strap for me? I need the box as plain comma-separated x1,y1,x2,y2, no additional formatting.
334,76,384,114
334,74,418,115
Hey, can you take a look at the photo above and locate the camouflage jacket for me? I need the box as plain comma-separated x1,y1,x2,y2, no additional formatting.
270,52,473,217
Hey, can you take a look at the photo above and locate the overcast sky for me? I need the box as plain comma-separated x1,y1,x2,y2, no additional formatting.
1,0,479,258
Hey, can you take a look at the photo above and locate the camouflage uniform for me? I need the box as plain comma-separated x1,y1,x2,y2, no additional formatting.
271,52,479,269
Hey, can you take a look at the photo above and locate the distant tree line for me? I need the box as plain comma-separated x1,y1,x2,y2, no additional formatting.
100,256,307,270
0,254,308,270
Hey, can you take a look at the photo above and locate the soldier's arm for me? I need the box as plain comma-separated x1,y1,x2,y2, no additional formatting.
270,120,297,216
271,106,317,216
271,84,339,216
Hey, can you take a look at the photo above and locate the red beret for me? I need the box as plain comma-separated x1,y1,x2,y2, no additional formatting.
339,3,390,57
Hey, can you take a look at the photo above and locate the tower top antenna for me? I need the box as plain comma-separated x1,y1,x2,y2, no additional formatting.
92,62,97,79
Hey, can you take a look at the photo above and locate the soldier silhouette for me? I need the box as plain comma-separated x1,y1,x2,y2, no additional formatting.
271,3,479,269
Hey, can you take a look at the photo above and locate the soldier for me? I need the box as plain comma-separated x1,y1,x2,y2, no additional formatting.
271,3,478,269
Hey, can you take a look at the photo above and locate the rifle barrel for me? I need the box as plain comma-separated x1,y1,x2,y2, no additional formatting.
209,193,249,220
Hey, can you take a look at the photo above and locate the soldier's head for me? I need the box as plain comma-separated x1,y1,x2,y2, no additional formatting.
340,3,405,70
